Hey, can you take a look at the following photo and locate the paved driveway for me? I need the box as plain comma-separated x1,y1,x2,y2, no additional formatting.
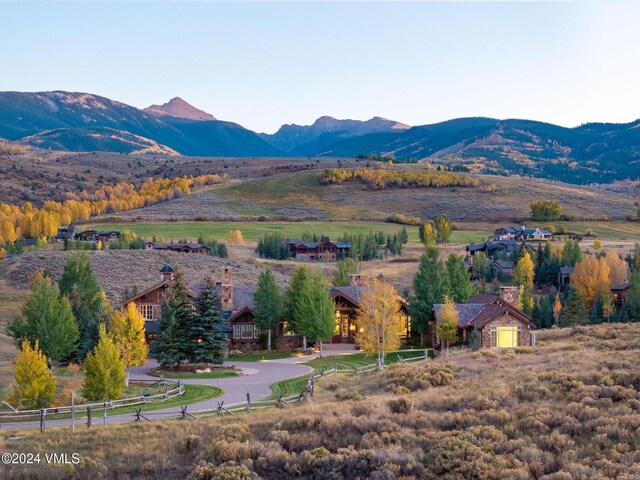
0,351,355,431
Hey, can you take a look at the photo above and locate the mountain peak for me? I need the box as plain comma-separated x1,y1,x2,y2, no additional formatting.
143,97,216,121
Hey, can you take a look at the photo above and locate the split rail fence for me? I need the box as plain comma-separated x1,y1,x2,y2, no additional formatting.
1,349,430,432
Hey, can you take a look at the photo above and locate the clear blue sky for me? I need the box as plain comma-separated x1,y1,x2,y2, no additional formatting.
0,1,638,133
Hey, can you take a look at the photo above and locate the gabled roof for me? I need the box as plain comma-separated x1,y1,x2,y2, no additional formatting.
611,282,631,291
330,286,407,308
435,292,535,329
559,266,574,276
123,279,198,307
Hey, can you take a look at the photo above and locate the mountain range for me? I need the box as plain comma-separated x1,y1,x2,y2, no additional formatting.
0,91,639,184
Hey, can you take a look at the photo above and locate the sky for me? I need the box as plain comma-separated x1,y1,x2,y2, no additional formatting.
0,1,638,133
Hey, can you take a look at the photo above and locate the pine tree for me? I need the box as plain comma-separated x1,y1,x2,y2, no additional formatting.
561,287,588,326
626,271,640,320
295,269,335,356
7,272,79,360
82,324,126,402
150,269,192,368
472,252,489,281
283,265,311,349
518,285,534,316
59,252,102,359
446,253,474,302
191,277,227,364
253,269,282,352
332,258,360,287
109,302,148,385
408,247,449,345
7,340,56,409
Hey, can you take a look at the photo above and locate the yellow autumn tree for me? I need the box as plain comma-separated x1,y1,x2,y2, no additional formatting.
1,220,17,243
553,292,562,327
571,255,611,309
603,251,628,286
513,251,535,289
354,280,404,369
109,302,148,386
7,340,56,409
227,230,244,245
436,296,459,352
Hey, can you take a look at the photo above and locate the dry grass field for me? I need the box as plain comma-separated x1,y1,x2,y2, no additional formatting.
2,322,638,479
0,150,352,206
100,170,639,223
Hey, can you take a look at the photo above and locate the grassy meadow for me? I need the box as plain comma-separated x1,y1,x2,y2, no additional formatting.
87,220,486,244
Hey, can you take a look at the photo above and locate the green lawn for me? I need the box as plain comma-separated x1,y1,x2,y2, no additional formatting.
550,221,640,240
226,351,297,362
0,384,222,423
86,220,485,245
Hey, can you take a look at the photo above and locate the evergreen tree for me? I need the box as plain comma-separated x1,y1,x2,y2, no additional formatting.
7,340,56,409
518,285,534,316
562,239,584,267
408,247,449,345
59,252,103,359
446,253,474,302
253,269,282,352
191,277,227,364
82,324,126,402
150,269,192,368
283,265,311,349
7,272,79,360
399,226,409,245
295,269,335,356
626,270,640,320
332,258,360,287
561,286,588,326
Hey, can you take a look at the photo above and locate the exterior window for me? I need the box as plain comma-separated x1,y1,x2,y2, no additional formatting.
241,324,254,339
341,321,348,337
254,326,261,339
233,325,242,339
490,325,522,348
138,304,154,321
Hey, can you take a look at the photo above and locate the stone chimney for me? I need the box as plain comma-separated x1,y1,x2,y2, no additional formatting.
220,266,233,311
499,286,519,306
350,274,363,287
159,264,174,282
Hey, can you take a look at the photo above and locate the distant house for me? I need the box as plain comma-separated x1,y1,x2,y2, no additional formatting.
75,230,120,243
330,274,411,345
517,228,552,241
122,268,409,352
285,236,351,261
55,225,76,241
558,266,574,286
493,225,552,242
433,286,536,349
466,240,520,264
611,282,631,306
146,242,211,255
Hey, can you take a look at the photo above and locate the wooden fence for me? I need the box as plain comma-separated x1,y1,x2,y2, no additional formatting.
0,379,183,431
1,350,430,431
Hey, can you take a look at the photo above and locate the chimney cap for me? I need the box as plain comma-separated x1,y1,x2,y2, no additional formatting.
160,264,174,273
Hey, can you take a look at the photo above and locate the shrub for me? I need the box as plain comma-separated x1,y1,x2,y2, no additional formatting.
388,397,413,414
336,389,365,401
187,461,260,480
502,349,516,360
